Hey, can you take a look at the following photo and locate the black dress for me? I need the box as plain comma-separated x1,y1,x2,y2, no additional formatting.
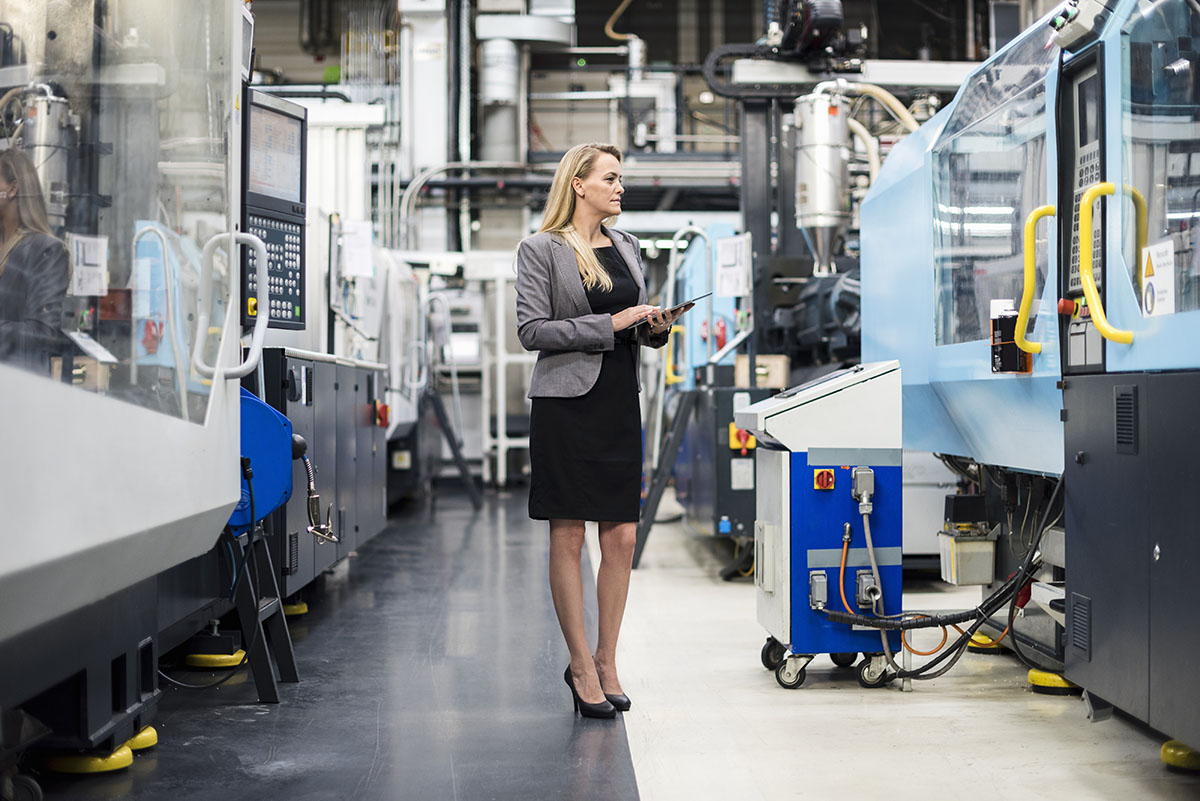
528,246,642,522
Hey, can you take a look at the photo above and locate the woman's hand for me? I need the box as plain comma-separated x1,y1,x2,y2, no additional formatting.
612,304,659,332
647,302,692,335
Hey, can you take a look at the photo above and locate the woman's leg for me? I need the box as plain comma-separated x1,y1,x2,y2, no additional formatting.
549,518,605,703
594,520,636,695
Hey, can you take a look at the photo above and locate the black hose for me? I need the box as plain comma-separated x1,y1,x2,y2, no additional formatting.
823,607,980,630
1005,478,1065,671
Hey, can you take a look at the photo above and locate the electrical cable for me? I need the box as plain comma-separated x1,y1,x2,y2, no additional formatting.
901,616,949,656
838,536,855,616
604,0,637,41
1005,479,1065,672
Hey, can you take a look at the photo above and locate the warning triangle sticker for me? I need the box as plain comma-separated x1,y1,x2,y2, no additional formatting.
1144,253,1155,279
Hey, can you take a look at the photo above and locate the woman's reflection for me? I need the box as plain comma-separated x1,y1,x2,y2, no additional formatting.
0,148,67,374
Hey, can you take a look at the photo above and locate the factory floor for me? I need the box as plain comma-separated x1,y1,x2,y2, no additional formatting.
35,489,1200,801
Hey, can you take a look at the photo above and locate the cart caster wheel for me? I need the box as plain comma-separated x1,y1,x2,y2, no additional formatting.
856,656,894,689
775,659,807,689
830,652,858,668
13,774,44,801
761,638,786,671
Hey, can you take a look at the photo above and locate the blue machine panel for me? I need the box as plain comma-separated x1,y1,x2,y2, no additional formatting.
788,458,902,653
228,388,294,533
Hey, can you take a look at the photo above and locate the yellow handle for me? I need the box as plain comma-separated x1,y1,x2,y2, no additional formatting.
665,324,685,385
1078,182,1133,345
1125,184,1147,294
1016,204,1056,355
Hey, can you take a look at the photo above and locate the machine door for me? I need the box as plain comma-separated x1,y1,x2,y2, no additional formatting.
0,0,253,646
920,29,1065,473
1067,1,1200,373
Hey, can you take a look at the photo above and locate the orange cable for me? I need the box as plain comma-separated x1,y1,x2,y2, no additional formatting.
952,623,1010,648
838,539,855,616
900,614,949,656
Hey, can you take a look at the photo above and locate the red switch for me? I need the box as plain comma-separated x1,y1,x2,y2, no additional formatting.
1057,298,1078,317
716,319,728,351
736,428,750,455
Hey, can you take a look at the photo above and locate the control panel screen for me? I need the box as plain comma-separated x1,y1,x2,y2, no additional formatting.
248,105,302,203
1077,73,1099,147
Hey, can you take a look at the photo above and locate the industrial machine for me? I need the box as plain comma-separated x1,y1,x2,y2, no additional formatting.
637,2,972,569
734,362,904,689
0,0,260,773
0,3,391,790
860,0,1200,758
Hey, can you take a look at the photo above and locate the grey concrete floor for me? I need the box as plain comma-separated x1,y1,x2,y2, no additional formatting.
609,493,1200,801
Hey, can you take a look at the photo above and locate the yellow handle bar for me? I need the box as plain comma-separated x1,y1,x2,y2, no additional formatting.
1077,182,1133,345
665,325,685,385
1016,205,1056,355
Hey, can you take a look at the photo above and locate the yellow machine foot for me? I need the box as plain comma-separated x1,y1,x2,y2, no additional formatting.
966,634,1005,654
1028,668,1080,695
1161,740,1200,771
43,744,134,774
125,726,158,751
283,601,309,616
185,649,246,668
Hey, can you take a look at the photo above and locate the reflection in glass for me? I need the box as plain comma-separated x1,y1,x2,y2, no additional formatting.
0,1,231,421
1122,0,1200,316
0,148,68,374
931,36,1054,346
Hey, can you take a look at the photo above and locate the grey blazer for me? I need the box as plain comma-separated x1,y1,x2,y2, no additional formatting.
516,225,668,398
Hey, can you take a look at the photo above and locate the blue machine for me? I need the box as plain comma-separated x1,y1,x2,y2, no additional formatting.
736,362,904,689
858,0,1200,755
228,388,294,533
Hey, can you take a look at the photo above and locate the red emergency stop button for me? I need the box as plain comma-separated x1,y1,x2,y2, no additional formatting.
814,469,835,490
1057,298,1078,317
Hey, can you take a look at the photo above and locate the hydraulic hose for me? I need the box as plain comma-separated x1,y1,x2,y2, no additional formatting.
824,607,983,630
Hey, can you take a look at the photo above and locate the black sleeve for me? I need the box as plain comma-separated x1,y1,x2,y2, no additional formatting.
0,239,70,370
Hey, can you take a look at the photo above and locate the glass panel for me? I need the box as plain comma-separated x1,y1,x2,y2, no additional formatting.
1121,0,1200,316
0,1,231,422
931,34,1054,345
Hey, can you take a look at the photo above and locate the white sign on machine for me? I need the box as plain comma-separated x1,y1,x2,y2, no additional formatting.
1141,238,1175,317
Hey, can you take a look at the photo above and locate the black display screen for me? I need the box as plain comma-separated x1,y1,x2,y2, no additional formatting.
1078,73,1099,147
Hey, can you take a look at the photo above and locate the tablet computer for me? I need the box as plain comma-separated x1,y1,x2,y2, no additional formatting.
632,292,712,327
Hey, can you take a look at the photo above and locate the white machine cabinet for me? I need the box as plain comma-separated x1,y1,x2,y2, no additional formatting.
735,361,904,688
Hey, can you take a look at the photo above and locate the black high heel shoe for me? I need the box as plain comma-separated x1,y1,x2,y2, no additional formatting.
603,692,631,712
564,667,616,719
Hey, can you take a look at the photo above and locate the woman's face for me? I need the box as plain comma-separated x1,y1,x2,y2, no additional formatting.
573,153,623,219
0,171,16,207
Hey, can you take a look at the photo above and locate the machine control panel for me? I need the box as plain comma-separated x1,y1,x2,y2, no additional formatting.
246,214,304,325
1061,62,1105,373
241,90,307,330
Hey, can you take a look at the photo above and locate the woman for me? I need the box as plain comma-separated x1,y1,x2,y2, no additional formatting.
515,143,689,719
0,148,68,374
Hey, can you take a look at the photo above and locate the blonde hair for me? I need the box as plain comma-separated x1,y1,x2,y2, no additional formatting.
537,142,623,292
0,148,55,275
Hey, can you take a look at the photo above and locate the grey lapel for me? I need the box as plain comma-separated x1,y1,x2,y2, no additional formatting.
550,234,592,315
606,226,647,304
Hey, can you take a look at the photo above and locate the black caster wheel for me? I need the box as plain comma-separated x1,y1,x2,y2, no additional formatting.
761,637,786,671
856,657,894,689
13,774,44,801
830,652,858,668
775,659,807,689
